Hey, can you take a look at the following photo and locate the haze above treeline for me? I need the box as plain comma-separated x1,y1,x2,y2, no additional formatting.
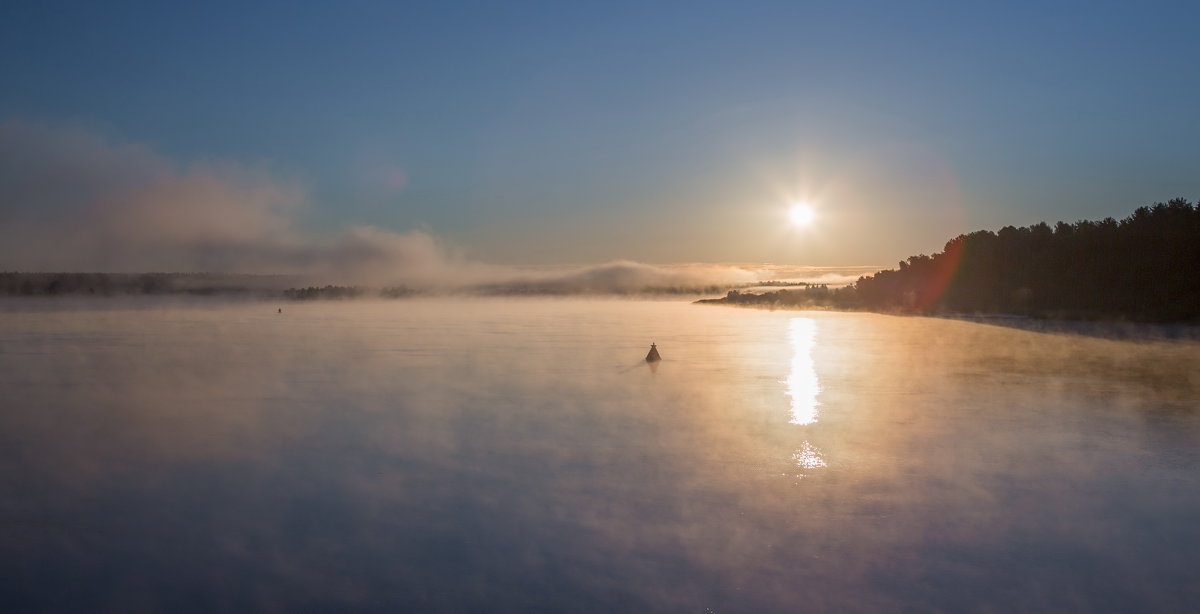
6,199,1199,323
0,262,871,298
705,199,1200,323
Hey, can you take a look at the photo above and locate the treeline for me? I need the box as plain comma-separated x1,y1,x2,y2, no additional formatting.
703,199,1200,322
754,280,818,287
473,283,731,296
697,284,855,309
0,272,262,296
856,198,1199,321
283,285,417,300
0,274,422,300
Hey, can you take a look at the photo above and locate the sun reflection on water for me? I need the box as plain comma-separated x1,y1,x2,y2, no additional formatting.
786,317,821,425
792,441,827,470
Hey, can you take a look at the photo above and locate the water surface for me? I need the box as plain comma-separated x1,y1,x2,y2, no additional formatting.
2,298,1198,612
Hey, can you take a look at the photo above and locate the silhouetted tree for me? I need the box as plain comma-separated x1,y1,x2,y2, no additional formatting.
850,199,1200,321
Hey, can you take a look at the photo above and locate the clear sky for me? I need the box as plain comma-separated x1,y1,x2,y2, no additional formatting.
2,1,1198,272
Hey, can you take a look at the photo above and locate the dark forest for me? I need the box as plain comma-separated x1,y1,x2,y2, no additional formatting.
705,199,1200,322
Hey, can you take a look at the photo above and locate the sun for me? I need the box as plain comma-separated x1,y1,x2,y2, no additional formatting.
789,203,815,226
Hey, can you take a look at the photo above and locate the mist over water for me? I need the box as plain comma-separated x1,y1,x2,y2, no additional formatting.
1,298,1198,612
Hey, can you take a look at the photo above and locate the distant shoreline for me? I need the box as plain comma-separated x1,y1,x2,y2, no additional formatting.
941,313,1200,341
694,297,1200,341
0,271,753,300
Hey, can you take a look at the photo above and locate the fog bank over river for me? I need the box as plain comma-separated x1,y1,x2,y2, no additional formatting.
1,298,1197,612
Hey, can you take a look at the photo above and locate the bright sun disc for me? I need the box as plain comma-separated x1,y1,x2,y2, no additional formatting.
789,203,815,226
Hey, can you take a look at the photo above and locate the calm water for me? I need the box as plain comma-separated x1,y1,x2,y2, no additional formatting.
1,298,1198,612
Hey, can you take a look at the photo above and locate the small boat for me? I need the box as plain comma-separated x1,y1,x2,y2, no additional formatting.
645,343,662,362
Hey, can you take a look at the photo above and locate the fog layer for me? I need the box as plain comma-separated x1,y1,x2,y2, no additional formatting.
0,120,868,293
1,300,1197,611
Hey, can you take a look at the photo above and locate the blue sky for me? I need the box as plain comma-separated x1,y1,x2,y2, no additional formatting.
2,1,1198,269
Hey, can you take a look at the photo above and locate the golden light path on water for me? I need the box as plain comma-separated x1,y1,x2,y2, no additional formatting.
785,317,826,474
786,317,821,425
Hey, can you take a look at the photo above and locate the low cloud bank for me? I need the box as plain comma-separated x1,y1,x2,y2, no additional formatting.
0,119,489,286
746,265,885,288
0,119,878,295
474,261,759,295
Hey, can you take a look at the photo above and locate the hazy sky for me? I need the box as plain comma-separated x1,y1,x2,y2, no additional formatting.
2,1,1198,270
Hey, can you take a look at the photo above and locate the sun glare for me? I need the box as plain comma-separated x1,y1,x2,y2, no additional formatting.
789,203,815,226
